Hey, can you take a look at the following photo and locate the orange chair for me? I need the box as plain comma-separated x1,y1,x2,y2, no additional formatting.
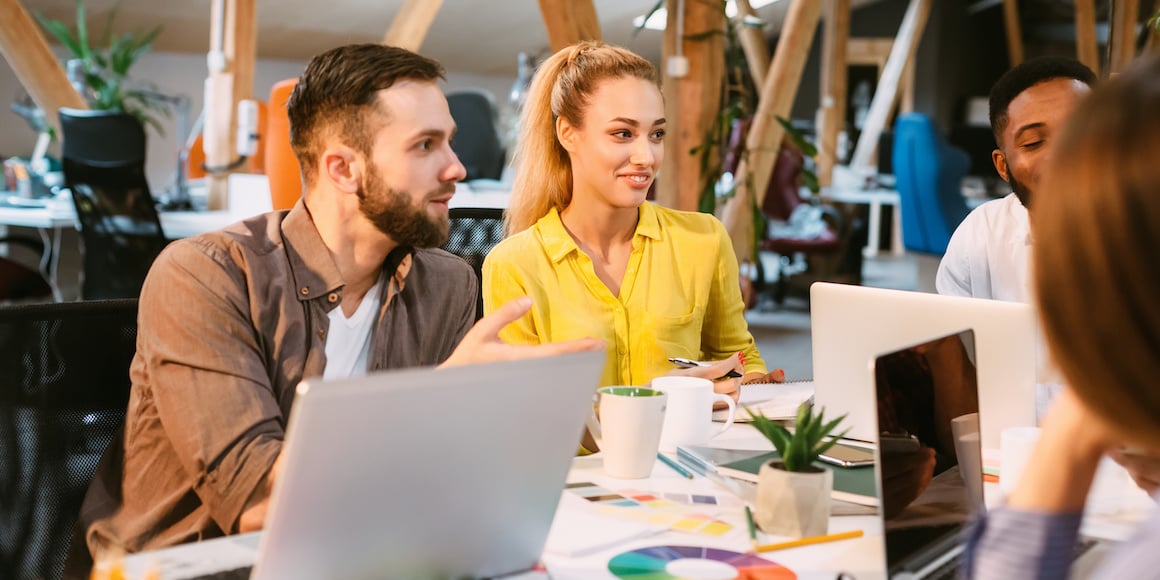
265,78,301,210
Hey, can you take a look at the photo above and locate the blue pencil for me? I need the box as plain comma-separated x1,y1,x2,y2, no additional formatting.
657,452,694,479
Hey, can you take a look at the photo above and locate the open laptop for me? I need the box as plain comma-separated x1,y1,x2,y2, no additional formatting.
248,351,605,580
811,282,1037,449
872,329,982,578
870,330,1100,578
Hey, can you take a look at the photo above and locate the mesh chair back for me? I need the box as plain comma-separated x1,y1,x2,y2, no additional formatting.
445,91,506,181
0,299,137,580
59,108,168,300
441,207,505,320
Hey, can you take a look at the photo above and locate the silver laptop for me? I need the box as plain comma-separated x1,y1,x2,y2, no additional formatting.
249,351,605,580
811,282,1036,449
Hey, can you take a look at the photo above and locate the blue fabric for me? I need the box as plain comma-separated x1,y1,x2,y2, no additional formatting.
892,113,971,255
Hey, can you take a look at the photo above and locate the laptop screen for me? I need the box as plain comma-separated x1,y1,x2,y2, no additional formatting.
873,329,982,576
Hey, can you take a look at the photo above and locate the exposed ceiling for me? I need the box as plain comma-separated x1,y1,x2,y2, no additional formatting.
25,0,882,76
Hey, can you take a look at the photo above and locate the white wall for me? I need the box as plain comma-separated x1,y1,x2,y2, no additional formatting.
0,49,514,193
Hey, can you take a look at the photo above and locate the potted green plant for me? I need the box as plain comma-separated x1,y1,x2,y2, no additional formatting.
747,402,847,537
37,0,170,134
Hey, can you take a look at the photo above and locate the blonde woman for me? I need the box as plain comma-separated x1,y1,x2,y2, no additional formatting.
964,55,1160,578
482,41,780,393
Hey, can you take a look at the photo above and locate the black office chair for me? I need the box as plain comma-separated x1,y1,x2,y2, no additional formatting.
445,90,506,181
441,207,505,320
59,108,169,300
0,299,138,580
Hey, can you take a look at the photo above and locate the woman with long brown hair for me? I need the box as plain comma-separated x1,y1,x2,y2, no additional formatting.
965,54,1160,578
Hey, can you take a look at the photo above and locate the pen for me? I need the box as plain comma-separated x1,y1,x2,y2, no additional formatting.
744,506,758,552
755,529,864,553
668,357,743,379
656,453,694,479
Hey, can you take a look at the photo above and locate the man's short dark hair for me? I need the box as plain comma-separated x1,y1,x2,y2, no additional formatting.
288,44,445,186
989,56,1097,144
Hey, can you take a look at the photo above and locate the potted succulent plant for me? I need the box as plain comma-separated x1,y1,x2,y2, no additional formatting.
747,403,847,537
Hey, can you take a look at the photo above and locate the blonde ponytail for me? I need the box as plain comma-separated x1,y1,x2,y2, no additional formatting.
504,41,659,235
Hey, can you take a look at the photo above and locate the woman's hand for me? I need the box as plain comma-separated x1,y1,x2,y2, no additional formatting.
664,354,744,404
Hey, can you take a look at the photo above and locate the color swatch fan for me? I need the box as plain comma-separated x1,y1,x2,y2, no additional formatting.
608,545,796,579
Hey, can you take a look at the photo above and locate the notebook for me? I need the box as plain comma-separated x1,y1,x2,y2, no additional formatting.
715,449,878,507
712,381,814,422
249,351,605,580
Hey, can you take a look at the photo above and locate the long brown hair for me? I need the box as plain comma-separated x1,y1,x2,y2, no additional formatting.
504,41,659,235
1034,54,1160,444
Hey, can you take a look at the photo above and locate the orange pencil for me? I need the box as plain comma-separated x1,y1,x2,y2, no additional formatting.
755,529,864,553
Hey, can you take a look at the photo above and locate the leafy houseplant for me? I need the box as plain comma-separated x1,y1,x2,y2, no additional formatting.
747,403,847,537
37,0,170,134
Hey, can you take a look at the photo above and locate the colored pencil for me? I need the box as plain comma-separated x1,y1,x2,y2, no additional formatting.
744,506,758,551
656,453,694,479
755,529,864,553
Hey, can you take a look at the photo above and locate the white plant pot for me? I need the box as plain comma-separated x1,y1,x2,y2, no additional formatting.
754,461,832,538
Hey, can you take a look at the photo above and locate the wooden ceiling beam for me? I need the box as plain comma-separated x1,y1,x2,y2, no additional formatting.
204,0,257,209
1003,0,1024,67
849,0,930,171
735,0,770,88
719,0,824,262
383,0,444,51
1110,0,1141,73
656,0,725,211
1075,0,1100,75
817,0,850,188
0,0,88,133
537,0,602,54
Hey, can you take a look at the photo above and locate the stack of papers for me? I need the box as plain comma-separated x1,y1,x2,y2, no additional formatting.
714,381,814,422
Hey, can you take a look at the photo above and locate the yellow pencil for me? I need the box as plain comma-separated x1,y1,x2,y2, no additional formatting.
755,529,864,553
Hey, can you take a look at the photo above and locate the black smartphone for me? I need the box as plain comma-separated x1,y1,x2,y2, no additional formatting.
879,433,922,455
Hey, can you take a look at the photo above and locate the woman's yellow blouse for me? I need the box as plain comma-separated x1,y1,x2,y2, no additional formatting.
482,202,766,387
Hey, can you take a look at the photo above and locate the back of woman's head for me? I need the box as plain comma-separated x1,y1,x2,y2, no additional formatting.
505,41,659,235
1035,54,1160,445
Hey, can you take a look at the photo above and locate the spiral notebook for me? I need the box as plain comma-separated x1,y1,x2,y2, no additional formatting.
712,381,814,422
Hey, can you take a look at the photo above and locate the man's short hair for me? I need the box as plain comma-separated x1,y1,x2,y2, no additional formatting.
989,56,1097,144
287,44,445,186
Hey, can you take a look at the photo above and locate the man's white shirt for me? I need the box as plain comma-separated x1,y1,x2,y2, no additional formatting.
323,279,384,380
936,193,1031,302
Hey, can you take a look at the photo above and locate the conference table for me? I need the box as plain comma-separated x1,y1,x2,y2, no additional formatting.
114,383,1150,579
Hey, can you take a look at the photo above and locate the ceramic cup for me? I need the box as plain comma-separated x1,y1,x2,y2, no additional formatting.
585,386,667,479
652,376,736,452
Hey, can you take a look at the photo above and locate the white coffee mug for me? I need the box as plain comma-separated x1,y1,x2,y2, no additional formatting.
652,376,736,452
999,426,1041,496
950,413,983,509
585,386,668,479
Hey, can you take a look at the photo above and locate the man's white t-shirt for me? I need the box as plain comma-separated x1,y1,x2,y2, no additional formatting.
936,193,1031,302
323,279,384,380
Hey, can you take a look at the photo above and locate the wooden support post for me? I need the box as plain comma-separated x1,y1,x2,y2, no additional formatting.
1110,0,1141,73
536,0,601,53
735,0,770,88
0,0,88,133
719,0,824,262
657,0,725,211
204,0,257,210
817,0,850,188
383,0,444,51
1075,0,1100,75
849,0,930,171
1002,0,1023,67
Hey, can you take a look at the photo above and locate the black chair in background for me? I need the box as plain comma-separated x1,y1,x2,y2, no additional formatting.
441,207,505,320
59,108,168,300
0,299,138,580
445,91,506,181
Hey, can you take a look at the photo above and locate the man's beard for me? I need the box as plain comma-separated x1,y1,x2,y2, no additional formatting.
357,167,451,248
1007,170,1032,209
